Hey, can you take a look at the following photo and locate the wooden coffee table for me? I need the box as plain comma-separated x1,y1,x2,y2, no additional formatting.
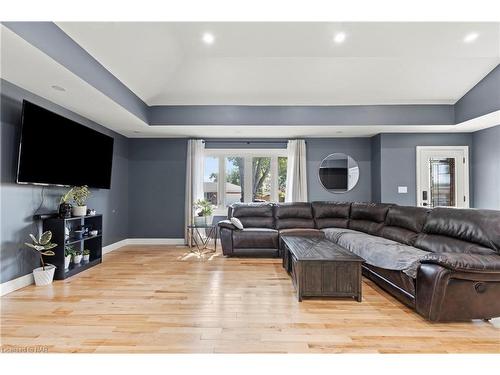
281,236,364,302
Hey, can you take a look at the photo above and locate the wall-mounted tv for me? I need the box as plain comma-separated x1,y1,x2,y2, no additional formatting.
16,100,114,189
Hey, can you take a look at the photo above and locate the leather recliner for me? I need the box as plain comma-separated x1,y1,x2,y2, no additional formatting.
218,201,500,322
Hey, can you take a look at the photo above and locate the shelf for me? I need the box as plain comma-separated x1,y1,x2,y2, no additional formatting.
64,258,101,278
65,234,102,245
64,214,102,221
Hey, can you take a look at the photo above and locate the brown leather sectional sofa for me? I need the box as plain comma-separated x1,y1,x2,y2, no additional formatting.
218,202,500,322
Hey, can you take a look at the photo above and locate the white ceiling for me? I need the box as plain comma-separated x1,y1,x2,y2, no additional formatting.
1,23,500,138
57,22,500,105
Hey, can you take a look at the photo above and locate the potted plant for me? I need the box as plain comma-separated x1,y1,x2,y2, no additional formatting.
70,185,90,217
82,249,90,262
64,246,74,270
73,249,83,265
193,199,214,226
59,189,73,218
24,231,57,286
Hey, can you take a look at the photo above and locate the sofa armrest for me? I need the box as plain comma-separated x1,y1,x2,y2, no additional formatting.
420,252,500,273
218,220,236,230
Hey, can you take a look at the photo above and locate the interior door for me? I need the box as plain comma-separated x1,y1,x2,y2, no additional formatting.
416,146,469,208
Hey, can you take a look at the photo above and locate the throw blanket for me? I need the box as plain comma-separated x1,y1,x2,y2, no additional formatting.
323,228,429,278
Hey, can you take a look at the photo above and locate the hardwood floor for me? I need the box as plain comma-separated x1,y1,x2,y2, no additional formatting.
1,245,499,353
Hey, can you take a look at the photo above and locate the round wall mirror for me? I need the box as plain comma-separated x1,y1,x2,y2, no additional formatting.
318,153,360,193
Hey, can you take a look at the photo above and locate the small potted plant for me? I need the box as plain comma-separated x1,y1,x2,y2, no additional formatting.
73,249,83,265
194,199,214,226
82,249,90,262
70,186,90,217
24,231,57,286
59,189,73,218
64,246,74,270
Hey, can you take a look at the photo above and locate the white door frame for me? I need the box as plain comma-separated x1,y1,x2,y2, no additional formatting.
416,146,470,208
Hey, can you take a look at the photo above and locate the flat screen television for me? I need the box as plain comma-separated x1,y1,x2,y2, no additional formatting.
16,100,114,189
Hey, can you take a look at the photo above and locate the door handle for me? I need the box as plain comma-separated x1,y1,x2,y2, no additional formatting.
422,191,428,201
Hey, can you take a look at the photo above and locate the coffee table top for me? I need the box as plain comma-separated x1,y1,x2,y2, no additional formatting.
282,236,364,262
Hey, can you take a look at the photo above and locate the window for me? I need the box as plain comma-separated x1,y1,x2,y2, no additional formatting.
204,149,287,213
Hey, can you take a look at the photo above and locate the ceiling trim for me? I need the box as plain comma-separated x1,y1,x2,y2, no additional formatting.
2,22,499,130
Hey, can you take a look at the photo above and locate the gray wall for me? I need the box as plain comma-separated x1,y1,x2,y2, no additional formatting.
455,64,500,123
371,134,382,203
0,80,130,283
306,138,372,202
472,125,500,209
374,133,473,206
128,139,187,238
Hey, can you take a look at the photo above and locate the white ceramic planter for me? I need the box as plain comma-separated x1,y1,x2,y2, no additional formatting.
73,254,82,264
33,264,56,286
72,205,87,217
83,254,90,262
64,255,71,269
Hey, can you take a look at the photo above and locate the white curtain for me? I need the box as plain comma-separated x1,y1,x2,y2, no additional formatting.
285,139,308,202
185,139,205,244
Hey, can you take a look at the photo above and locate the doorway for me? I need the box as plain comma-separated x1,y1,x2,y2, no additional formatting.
416,146,469,208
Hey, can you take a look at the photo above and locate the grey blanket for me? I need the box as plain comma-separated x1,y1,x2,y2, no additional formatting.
322,228,429,278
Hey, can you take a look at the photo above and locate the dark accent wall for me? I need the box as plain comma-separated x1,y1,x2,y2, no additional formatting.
472,125,500,209
0,80,129,283
373,133,473,206
371,134,382,203
128,139,187,238
306,138,372,202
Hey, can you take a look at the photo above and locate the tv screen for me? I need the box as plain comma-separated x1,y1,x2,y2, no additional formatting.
17,100,114,189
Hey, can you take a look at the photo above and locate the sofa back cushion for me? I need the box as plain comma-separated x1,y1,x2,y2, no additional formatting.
312,201,351,229
349,203,392,235
381,206,430,245
275,203,315,229
229,203,275,229
415,207,500,253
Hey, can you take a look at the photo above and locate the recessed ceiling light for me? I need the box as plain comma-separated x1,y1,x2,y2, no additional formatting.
333,32,346,44
51,85,66,92
202,32,215,45
336,131,343,134
464,32,479,43
133,131,141,134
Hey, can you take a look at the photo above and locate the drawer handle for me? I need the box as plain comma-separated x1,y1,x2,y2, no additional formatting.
474,282,486,294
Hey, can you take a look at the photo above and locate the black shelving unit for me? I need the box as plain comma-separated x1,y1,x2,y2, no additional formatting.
42,214,103,280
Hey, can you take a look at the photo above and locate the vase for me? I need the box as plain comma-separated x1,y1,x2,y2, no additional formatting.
59,203,72,218
33,264,56,286
72,205,87,217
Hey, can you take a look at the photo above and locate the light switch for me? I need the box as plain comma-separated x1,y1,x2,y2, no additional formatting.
398,186,408,194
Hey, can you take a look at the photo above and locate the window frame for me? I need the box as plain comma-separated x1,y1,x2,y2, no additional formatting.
204,148,288,214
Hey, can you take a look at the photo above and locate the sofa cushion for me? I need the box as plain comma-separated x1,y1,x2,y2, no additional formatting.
275,203,315,229
232,228,279,249
381,206,430,245
230,203,275,229
312,201,351,229
279,228,324,238
417,207,500,253
323,227,429,278
349,203,392,235
414,233,496,255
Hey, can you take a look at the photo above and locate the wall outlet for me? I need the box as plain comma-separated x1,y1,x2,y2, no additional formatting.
398,186,408,194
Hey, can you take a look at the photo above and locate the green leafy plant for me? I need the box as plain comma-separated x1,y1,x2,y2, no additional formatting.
194,199,214,217
24,231,57,271
65,245,76,257
74,248,82,256
83,249,90,256
71,186,90,206
60,188,74,204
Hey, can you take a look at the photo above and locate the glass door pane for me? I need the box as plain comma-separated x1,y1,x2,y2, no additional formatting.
225,157,244,206
204,156,219,206
278,157,287,202
252,157,271,202
429,158,455,207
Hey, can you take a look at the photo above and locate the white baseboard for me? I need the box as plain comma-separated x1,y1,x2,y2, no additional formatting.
0,273,34,297
1,238,185,296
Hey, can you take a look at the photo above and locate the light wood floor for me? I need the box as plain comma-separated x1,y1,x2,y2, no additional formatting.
1,246,499,353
